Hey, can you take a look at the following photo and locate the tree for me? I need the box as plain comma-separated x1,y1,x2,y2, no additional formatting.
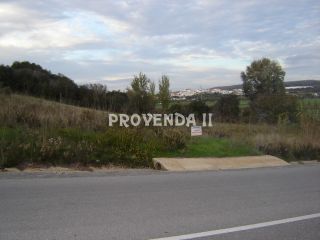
241,58,285,101
0,65,13,88
127,72,155,113
168,103,189,116
158,75,170,112
241,58,299,123
86,84,108,109
106,91,129,112
149,80,156,110
0,61,115,109
252,94,298,123
188,99,209,119
214,94,240,122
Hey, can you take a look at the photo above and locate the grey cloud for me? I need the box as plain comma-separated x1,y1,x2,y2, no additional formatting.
0,0,319,89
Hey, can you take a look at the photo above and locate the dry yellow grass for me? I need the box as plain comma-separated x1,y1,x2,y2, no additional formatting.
0,94,107,129
204,121,320,161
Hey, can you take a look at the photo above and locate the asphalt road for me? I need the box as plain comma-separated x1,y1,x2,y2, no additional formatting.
1,165,320,240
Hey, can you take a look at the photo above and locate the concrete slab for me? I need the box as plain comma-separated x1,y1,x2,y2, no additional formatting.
153,155,289,171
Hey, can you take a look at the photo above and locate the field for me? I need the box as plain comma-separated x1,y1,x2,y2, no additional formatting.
1,93,320,169
175,97,319,112
301,98,320,104
169,99,249,108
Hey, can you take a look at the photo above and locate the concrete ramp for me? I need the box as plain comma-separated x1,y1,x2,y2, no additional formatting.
153,155,289,171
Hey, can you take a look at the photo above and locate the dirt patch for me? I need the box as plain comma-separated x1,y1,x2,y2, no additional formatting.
1,164,130,173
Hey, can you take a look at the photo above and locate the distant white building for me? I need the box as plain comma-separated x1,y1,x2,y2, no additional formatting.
170,87,243,99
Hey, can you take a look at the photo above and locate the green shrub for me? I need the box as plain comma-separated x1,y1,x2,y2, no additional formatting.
0,127,156,168
168,103,189,116
257,142,320,161
251,94,299,123
0,128,38,168
214,94,240,122
188,99,210,119
101,128,155,167
159,128,189,151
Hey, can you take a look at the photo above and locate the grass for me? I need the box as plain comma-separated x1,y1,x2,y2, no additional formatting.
156,136,261,158
299,98,320,120
204,121,320,162
1,93,319,169
0,126,156,168
239,98,249,108
172,97,319,112
0,93,107,129
170,99,249,109
301,98,320,104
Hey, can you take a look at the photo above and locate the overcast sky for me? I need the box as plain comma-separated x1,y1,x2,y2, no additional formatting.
0,0,319,90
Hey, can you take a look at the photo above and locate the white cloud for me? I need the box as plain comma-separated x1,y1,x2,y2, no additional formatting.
0,4,104,49
0,0,319,89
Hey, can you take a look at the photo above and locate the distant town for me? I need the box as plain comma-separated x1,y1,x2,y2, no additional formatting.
170,80,320,99
171,88,243,99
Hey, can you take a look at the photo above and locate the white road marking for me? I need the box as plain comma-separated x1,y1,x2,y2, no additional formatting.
150,212,320,240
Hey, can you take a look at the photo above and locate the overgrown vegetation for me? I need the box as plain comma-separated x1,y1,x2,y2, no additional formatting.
1,94,319,169
0,59,319,169
204,119,320,162
0,95,189,168
0,127,156,168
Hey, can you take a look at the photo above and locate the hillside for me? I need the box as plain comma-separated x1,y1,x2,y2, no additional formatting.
0,61,128,112
0,93,107,129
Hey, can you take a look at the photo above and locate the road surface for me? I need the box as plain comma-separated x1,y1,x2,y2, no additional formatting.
1,165,320,240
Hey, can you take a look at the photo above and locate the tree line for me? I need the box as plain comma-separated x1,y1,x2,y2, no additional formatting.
0,61,129,112
0,59,298,123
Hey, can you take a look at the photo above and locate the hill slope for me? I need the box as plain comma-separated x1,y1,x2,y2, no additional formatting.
0,93,107,129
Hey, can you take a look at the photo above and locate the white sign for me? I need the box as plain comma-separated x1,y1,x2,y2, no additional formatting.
191,126,202,136
108,113,214,127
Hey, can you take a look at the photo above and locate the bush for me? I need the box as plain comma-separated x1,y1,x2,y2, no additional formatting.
101,128,155,167
257,141,320,161
214,95,240,122
251,94,298,123
0,128,35,168
158,128,189,151
188,99,209,119
0,127,156,169
168,103,189,116
0,86,11,95
253,132,320,161
240,107,257,123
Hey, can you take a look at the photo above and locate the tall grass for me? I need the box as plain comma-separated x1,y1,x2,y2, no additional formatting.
0,94,107,129
0,94,191,168
1,93,319,169
204,113,320,161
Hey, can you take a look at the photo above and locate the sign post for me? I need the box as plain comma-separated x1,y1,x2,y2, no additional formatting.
191,126,202,136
